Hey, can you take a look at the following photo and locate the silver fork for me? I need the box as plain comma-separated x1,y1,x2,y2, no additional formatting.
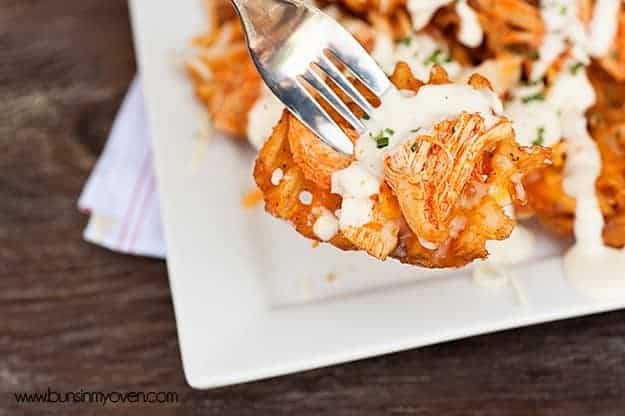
230,0,392,155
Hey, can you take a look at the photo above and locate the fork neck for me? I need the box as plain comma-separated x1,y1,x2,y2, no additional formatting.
230,0,307,50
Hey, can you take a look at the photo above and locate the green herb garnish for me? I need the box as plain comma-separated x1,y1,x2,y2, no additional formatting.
528,50,540,61
569,62,584,75
521,79,541,87
423,49,451,66
560,5,567,15
376,136,389,148
362,113,370,120
521,92,545,104
611,50,620,60
371,128,394,149
397,37,412,46
532,126,545,145
410,142,418,152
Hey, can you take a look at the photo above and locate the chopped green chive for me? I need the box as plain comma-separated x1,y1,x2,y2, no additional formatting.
410,128,422,133
410,142,418,152
376,136,389,149
528,50,540,61
569,62,584,75
397,37,412,46
560,5,567,15
423,49,451,66
521,92,545,104
371,128,394,149
532,126,545,145
362,113,370,120
611,50,620,60
521,79,541,87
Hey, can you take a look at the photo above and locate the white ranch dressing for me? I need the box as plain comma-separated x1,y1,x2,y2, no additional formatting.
271,168,284,186
532,0,620,81
313,208,339,241
544,63,625,298
587,0,621,56
299,191,313,205
508,0,625,296
473,225,535,306
406,0,483,47
485,225,536,265
504,82,561,146
407,0,451,31
246,86,283,150
331,163,379,227
371,32,461,80
331,84,503,230
504,60,604,147
455,0,484,48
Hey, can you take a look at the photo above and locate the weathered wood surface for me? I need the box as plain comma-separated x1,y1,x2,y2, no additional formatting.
2,1,625,415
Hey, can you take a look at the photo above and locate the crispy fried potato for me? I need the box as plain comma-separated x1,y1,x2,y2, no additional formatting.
522,106,625,249
254,112,356,251
193,0,625,255
288,118,353,190
469,0,544,57
254,65,550,268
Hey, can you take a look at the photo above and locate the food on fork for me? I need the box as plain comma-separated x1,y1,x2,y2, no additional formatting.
187,0,625,281
253,65,549,268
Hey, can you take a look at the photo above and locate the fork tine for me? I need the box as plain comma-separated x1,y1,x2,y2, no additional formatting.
328,35,392,97
302,69,366,134
286,81,354,155
317,54,374,115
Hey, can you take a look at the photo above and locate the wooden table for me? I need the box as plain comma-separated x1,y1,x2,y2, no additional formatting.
2,1,625,414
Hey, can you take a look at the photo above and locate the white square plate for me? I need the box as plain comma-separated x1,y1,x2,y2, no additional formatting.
129,0,625,389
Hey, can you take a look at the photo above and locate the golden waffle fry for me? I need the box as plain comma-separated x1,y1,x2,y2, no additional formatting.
254,65,550,268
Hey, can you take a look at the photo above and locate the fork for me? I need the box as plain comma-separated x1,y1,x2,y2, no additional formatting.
230,0,393,155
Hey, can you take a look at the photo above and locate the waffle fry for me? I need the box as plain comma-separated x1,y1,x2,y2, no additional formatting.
189,0,625,262
254,66,549,267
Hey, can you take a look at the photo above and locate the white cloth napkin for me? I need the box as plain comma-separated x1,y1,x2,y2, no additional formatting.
78,77,166,258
